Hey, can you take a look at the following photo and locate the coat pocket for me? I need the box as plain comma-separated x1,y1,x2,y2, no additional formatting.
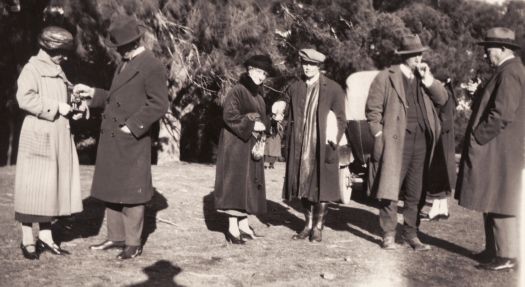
19,130,52,158
325,144,339,164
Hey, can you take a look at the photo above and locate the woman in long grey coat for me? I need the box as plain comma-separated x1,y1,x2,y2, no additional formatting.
14,26,84,260
214,55,275,244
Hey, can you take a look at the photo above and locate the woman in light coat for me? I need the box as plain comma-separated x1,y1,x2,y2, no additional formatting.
14,26,84,259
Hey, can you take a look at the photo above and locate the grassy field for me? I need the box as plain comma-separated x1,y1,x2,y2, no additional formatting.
0,162,519,287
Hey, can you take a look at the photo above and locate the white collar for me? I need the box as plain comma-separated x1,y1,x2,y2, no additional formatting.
124,46,146,61
498,55,515,66
400,64,415,79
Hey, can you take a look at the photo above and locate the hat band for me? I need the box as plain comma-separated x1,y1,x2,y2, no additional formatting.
483,37,517,44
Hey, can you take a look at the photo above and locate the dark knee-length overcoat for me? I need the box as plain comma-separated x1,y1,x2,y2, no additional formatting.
89,50,169,204
456,57,525,216
214,74,268,214
282,75,347,202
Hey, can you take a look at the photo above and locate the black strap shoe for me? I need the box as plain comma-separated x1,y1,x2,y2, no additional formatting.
20,243,39,260
116,245,143,260
89,240,126,251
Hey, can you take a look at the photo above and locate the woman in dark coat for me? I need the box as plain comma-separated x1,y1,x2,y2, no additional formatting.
214,55,275,244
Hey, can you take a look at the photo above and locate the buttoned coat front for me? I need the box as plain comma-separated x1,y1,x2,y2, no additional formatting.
90,50,169,204
283,75,346,202
456,57,525,216
365,65,448,201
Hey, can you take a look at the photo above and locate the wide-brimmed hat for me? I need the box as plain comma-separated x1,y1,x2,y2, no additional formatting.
477,27,520,49
105,15,144,47
299,48,326,64
244,54,275,76
38,26,74,51
395,34,429,55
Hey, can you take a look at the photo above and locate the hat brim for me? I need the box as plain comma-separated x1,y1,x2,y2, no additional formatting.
104,29,144,48
477,40,521,49
395,46,429,55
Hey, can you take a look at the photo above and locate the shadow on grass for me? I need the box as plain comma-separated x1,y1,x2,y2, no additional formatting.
202,192,303,235
126,260,184,287
419,232,477,259
53,197,105,244
53,188,168,247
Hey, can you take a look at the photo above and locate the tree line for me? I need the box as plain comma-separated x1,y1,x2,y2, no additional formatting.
1,0,524,164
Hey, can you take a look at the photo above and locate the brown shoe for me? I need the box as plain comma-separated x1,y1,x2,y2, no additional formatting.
89,240,125,251
381,235,397,250
403,237,431,251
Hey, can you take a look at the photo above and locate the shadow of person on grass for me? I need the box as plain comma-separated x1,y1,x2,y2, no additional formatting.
127,260,184,287
142,188,169,247
53,197,105,244
418,231,477,260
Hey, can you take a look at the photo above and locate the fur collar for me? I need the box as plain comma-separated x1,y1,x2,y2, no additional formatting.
239,73,263,96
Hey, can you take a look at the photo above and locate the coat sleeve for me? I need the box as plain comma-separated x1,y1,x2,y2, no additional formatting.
473,71,523,145
125,62,170,138
89,88,109,109
223,88,258,142
16,64,59,121
424,80,448,106
365,72,386,136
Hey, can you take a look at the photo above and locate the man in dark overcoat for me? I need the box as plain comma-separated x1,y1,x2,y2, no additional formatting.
456,27,525,271
283,48,346,242
366,34,448,251
74,16,169,260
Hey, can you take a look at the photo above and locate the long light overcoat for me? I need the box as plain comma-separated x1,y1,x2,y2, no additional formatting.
14,50,83,216
456,57,525,216
214,74,268,214
283,74,346,202
90,50,169,204
365,65,448,201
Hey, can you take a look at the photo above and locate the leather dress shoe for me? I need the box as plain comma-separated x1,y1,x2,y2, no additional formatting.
477,257,517,271
20,243,39,260
381,235,397,250
116,245,142,260
309,227,323,242
36,239,70,255
403,237,431,251
89,240,125,251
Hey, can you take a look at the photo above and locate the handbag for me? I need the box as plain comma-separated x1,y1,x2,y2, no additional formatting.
251,133,267,161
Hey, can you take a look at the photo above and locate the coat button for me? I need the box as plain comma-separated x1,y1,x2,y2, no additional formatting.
117,102,121,107
111,132,115,137
393,135,398,139
113,117,117,122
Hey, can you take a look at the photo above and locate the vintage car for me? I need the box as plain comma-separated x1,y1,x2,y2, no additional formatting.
338,70,379,204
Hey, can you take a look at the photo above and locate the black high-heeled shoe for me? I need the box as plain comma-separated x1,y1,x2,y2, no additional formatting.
20,243,39,260
239,226,262,240
36,239,70,255
225,231,246,244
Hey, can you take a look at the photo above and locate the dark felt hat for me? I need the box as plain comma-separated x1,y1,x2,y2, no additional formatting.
477,27,520,49
105,15,144,47
395,34,429,55
244,54,275,76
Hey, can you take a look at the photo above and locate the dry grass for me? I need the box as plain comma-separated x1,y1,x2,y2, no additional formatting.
0,162,519,286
